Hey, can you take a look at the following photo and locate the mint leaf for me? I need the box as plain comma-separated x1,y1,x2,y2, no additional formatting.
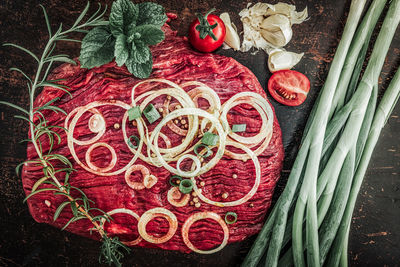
137,2,167,27
115,34,129,66
79,26,115,69
110,0,138,37
131,25,165,46
130,42,151,63
126,56,153,79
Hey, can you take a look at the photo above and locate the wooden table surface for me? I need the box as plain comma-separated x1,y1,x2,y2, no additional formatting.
0,0,399,266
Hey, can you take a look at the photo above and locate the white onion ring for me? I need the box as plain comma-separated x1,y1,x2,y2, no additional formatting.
167,187,190,207
67,101,143,176
65,107,105,146
182,212,229,254
176,154,201,177
100,208,142,246
143,174,157,189
138,207,178,244
191,141,260,207
148,108,226,178
125,164,150,190
220,92,274,159
85,142,117,173
88,113,105,133
220,92,273,145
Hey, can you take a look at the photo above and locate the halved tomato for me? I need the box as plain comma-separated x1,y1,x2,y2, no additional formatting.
267,70,310,106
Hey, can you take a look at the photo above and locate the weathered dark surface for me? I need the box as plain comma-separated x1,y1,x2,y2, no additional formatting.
0,0,399,266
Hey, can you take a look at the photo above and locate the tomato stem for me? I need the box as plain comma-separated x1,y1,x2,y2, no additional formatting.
195,8,218,40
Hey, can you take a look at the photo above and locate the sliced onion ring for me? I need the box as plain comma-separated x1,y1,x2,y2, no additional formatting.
143,174,157,189
125,164,150,190
85,142,117,173
68,101,143,176
148,108,226,178
182,212,229,254
176,154,201,177
191,140,260,207
167,187,190,207
100,208,142,246
138,207,178,244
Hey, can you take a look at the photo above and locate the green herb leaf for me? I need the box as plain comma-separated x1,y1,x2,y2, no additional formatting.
202,132,219,146
130,42,151,64
128,106,141,121
114,34,129,66
126,55,153,79
137,2,167,27
109,0,138,37
132,24,165,46
53,201,70,221
79,26,115,69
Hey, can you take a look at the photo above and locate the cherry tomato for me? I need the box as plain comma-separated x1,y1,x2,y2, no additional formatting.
188,8,226,53
267,70,310,106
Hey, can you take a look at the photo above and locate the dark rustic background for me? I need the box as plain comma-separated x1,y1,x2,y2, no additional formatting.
0,0,399,266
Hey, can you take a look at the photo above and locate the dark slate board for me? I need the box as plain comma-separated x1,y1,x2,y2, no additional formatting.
0,0,399,266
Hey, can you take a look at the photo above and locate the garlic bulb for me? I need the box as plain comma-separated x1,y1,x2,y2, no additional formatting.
220,13,241,50
268,49,304,72
260,14,292,47
239,2,308,52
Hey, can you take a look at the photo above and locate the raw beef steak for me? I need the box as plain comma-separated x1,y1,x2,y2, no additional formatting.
21,21,284,253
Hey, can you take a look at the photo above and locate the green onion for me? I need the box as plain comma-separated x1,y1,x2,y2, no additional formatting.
240,0,400,266
143,104,160,124
202,132,219,146
169,175,182,187
179,179,193,194
225,211,238,224
231,124,247,132
128,135,140,149
128,106,141,121
194,143,212,158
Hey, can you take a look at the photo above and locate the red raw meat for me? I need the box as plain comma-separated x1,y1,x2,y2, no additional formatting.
21,22,284,253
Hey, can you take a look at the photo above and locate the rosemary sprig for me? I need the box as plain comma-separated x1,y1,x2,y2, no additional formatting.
0,2,130,266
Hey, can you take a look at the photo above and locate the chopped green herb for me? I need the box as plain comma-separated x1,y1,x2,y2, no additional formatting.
232,124,247,133
169,175,182,187
225,211,238,224
128,135,140,149
143,104,160,124
179,179,193,194
202,132,219,146
194,143,212,158
128,106,141,121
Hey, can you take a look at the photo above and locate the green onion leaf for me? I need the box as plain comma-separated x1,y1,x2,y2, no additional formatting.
232,124,247,133
225,211,237,224
169,175,182,187
128,106,141,121
179,179,193,194
143,104,160,124
194,143,213,158
128,135,140,149
202,132,219,146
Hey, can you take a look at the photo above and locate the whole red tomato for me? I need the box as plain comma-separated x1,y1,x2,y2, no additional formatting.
188,8,226,53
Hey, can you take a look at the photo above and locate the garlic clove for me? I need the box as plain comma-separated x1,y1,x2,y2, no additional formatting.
260,14,292,47
220,13,241,51
268,49,304,72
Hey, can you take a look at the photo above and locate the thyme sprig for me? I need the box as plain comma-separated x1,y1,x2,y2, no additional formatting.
0,2,130,266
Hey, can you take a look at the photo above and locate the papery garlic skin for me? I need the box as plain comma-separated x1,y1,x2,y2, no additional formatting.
265,2,308,24
268,49,304,72
220,13,241,50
